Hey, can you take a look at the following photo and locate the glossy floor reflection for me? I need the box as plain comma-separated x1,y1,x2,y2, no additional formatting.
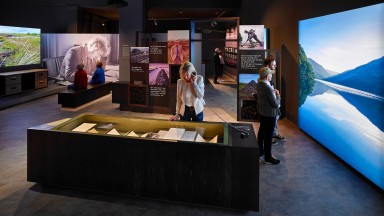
0,82,383,216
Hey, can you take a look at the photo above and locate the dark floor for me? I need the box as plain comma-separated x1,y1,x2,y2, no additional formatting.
0,83,67,111
0,81,383,216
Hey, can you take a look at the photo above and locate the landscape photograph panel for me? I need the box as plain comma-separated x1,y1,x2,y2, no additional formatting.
0,25,41,67
298,3,384,189
239,73,259,99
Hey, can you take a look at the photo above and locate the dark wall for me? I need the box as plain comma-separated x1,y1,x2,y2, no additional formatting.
119,0,145,81
146,0,240,8
240,0,383,123
0,5,121,34
0,6,70,33
146,20,191,33
0,0,115,33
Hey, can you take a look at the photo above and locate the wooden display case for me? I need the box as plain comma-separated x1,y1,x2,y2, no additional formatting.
27,114,259,211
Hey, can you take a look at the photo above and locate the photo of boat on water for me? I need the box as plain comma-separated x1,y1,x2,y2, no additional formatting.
298,3,384,189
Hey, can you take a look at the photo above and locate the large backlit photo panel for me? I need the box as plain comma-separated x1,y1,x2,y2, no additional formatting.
298,3,383,189
41,34,119,81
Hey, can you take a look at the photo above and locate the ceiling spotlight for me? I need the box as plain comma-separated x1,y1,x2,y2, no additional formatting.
211,21,217,27
154,20,158,26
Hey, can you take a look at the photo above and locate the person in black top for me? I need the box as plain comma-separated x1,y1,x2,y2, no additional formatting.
213,48,221,84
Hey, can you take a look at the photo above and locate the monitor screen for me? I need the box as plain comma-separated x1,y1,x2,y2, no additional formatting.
0,25,41,70
298,3,383,189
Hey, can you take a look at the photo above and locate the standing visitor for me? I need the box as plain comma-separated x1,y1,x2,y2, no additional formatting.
169,62,205,121
213,48,221,84
257,67,281,165
264,56,286,144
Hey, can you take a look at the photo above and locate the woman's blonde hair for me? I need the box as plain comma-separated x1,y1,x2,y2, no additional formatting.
179,61,196,81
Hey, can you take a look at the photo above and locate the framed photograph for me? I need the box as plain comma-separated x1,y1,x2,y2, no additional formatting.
239,25,265,50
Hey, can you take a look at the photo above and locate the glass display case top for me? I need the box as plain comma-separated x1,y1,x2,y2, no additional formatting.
52,114,229,145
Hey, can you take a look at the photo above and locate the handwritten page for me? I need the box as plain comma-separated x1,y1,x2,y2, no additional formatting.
180,131,197,141
164,128,186,140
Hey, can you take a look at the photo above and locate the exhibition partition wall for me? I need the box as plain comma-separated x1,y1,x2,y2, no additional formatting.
237,49,279,121
236,25,280,121
114,30,190,114
298,3,384,189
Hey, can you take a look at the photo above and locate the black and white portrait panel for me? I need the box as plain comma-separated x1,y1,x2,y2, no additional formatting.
41,34,119,82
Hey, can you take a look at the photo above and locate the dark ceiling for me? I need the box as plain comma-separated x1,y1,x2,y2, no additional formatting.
84,7,238,21
83,0,240,20
0,0,240,24
147,8,238,20
84,8,120,19
145,0,241,20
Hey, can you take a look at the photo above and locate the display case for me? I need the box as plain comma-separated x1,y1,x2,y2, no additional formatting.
52,114,227,144
28,114,259,211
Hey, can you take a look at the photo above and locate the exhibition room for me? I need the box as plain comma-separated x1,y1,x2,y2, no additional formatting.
0,0,383,215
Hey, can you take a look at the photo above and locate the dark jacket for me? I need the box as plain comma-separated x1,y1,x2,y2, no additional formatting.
256,81,280,117
213,52,221,71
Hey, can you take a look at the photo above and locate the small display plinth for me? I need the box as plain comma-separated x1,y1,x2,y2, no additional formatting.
27,114,259,211
113,82,176,114
129,84,148,106
239,97,258,121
